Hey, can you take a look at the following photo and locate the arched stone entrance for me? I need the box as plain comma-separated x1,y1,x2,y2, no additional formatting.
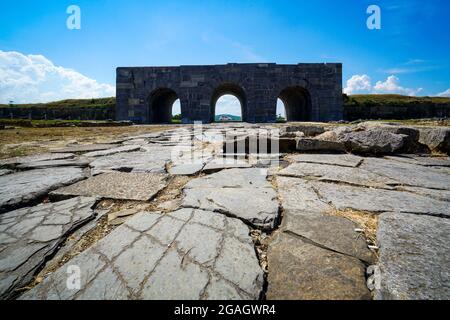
277,86,312,122
210,83,247,122
148,88,179,123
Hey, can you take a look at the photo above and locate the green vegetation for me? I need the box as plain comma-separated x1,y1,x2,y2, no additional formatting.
345,94,450,107
171,114,182,123
214,114,242,122
0,97,115,109
276,114,286,123
0,119,129,128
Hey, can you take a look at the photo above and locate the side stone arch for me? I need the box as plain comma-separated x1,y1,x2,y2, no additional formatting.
271,79,318,122
147,87,180,124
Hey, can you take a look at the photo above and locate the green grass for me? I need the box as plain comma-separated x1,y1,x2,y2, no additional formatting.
2,94,449,112
345,94,450,107
0,119,121,128
1,97,115,109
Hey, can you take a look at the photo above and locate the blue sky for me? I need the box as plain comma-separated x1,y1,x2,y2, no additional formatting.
1,0,449,114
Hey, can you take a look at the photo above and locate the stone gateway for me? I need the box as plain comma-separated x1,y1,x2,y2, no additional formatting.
116,63,343,124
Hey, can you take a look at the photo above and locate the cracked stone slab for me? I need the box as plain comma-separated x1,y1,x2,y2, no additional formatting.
311,181,450,216
0,153,75,168
0,169,12,176
287,153,363,167
0,197,97,299
20,209,264,300
89,150,172,175
0,167,86,213
278,162,398,189
186,168,270,189
50,172,168,201
385,155,450,167
16,159,90,170
283,210,374,263
399,186,450,202
375,212,450,300
276,176,332,213
202,158,252,173
266,232,371,300
82,145,142,157
168,163,204,176
182,169,279,230
359,157,450,190
52,144,120,154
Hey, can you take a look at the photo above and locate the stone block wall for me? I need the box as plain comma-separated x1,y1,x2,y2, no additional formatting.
116,63,343,124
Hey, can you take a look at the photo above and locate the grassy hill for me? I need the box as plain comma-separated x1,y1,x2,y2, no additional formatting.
0,98,115,109
2,94,449,111
344,94,450,106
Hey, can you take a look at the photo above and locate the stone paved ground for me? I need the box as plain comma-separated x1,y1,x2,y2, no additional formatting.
0,122,449,300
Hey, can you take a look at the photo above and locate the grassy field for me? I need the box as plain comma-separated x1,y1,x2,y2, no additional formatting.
344,94,450,106
4,95,450,110
0,98,115,109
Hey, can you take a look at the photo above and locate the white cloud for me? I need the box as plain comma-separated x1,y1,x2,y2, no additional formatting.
437,89,450,97
215,95,242,115
344,74,372,94
0,50,115,104
373,75,423,96
344,74,422,96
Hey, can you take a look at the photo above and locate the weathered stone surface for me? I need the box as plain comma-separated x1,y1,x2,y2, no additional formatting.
419,127,450,154
296,138,345,153
21,209,264,300
266,232,371,300
287,153,363,167
281,124,325,137
340,129,407,155
360,157,450,190
0,169,12,176
89,149,171,175
358,123,429,154
187,168,269,189
168,163,204,176
283,211,374,263
182,188,278,230
400,186,450,202
311,181,449,216
0,167,86,213
82,145,142,157
276,176,332,213
16,159,90,170
202,158,251,173
182,169,279,230
52,144,119,153
375,212,450,300
0,197,97,299
279,162,397,189
0,153,75,167
50,172,168,201
385,155,450,167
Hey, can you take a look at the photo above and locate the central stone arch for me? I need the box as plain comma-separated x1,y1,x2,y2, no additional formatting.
148,88,179,124
277,86,312,122
210,83,247,122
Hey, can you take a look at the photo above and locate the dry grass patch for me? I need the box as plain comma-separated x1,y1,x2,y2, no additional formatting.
328,208,379,249
0,125,175,159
